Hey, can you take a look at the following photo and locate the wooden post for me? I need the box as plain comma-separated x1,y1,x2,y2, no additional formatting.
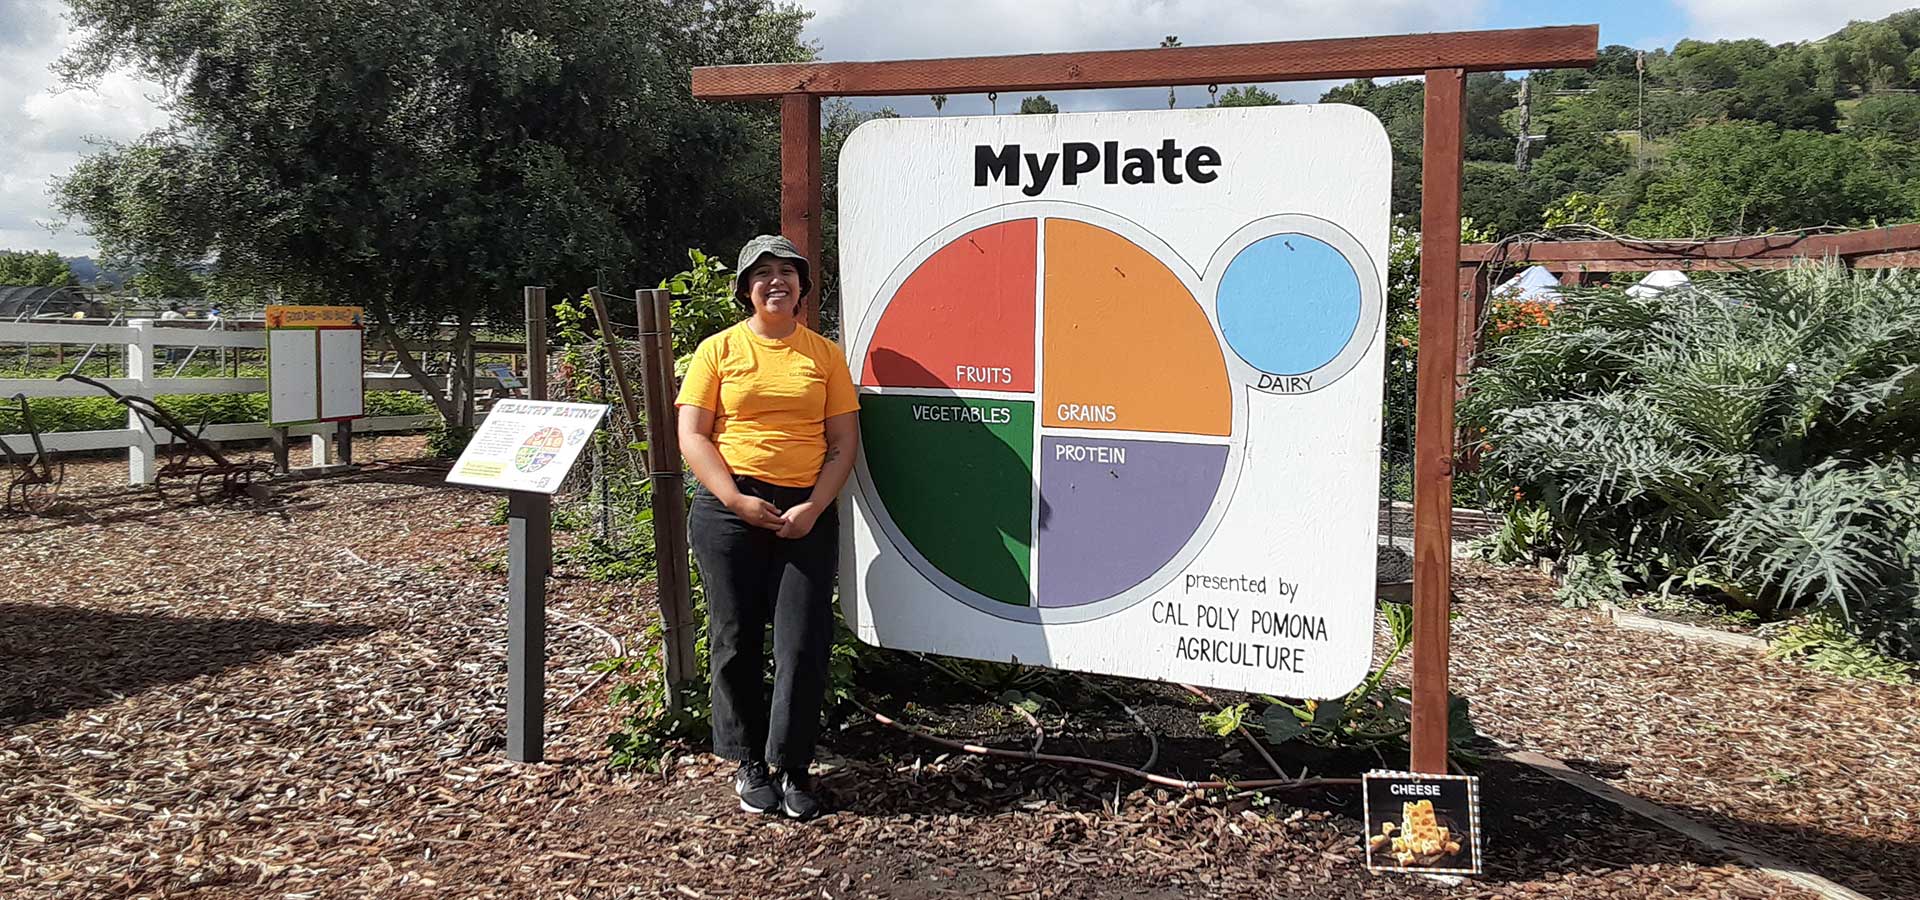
1411,67,1466,775
636,289,699,709
781,93,824,331
507,286,552,763
336,420,353,466
269,427,290,476
586,287,650,472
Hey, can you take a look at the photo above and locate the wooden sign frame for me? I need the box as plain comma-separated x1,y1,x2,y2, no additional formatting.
693,24,1599,773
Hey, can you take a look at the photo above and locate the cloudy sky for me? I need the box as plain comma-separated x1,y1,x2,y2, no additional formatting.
1,0,1910,258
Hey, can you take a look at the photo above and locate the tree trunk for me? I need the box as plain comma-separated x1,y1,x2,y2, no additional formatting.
453,318,476,430
379,322,462,424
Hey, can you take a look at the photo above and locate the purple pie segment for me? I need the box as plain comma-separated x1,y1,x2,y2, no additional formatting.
1037,436,1229,607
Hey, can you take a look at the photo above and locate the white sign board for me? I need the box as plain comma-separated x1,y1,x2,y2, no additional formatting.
265,305,365,426
445,399,608,494
837,106,1390,698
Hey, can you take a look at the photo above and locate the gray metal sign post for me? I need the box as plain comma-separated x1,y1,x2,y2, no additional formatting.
505,487,549,762
506,286,551,763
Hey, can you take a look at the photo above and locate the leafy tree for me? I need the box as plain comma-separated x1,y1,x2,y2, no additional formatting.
1541,191,1619,230
130,262,203,299
1849,94,1920,143
1464,73,1519,162
1209,86,1284,108
1530,129,1633,195
1821,20,1912,91
1018,94,1059,115
1629,122,1905,236
0,250,77,286
54,0,813,424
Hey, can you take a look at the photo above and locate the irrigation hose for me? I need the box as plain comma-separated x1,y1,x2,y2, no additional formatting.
1071,671,1160,773
856,698,1358,793
1179,683,1293,783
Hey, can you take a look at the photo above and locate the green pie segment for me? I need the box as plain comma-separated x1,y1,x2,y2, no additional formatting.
859,394,1034,606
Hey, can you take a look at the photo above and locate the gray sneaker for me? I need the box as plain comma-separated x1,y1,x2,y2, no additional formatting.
734,761,780,814
778,769,822,821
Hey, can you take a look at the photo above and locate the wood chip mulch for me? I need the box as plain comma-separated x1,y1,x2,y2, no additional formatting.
0,446,1836,899
1425,561,1920,899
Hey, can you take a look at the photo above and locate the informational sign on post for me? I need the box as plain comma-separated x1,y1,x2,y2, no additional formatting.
481,362,525,392
445,399,607,494
265,305,365,426
1362,770,1482,875
836,106,1390,698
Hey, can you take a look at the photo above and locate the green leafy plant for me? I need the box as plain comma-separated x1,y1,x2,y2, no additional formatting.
1,390,430,434
1462,267,1920,658
425,424,474,458
1201,702,1252,737
1223,603,1480,758
659,248,745,361
1556,550,1626,609
1469,502,1553,563
1765,608,1915,684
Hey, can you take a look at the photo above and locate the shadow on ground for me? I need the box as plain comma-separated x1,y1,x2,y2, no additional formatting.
0,602,373,729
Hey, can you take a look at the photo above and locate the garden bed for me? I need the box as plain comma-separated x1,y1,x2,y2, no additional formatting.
0,452,1856,898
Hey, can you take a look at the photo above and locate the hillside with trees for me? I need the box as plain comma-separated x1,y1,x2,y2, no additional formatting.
1318,9,1920,237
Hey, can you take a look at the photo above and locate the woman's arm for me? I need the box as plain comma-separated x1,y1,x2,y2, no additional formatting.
776,411,859,539
678,404,784,530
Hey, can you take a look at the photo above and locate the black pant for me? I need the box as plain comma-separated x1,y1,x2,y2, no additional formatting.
689,476,838,770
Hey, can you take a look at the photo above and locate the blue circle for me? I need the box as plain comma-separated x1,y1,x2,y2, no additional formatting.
1216,234,1362,375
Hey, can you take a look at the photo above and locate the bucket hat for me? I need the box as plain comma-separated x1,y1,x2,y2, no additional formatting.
734,235,812,308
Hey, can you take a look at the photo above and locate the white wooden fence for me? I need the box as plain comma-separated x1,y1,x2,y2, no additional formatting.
1,318,485,484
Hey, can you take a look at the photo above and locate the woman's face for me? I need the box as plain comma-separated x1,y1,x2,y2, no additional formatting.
745,257,803,320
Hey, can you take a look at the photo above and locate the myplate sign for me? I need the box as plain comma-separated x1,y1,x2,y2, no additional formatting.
836,106,1390,697
445,400,607,494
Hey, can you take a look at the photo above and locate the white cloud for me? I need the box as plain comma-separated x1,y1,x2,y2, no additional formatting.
1676,0,1915,43
0,0,169,258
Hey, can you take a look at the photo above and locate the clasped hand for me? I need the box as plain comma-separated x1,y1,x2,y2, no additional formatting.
727,494,820,539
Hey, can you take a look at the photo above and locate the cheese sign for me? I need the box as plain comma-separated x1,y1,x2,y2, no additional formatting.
837,105,1391,698
1362,771,1482,876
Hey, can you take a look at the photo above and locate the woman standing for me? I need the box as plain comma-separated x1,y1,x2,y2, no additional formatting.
676,235,859,820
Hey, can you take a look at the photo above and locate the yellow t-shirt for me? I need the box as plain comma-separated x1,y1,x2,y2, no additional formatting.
676,321,860,488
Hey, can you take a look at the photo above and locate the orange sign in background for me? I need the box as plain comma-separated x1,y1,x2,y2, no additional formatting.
265,306,363,329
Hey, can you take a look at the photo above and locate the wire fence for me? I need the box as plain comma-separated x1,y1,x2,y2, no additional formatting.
543,333,655,555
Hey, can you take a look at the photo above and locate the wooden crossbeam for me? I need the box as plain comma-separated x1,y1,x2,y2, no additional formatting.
1460,223,1920,267
692,25,1598,100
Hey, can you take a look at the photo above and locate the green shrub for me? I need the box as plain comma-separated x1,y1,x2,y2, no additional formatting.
1766,608,1915,684
1556,550,1626,609
1462,266,1920,657
1,390,435,435
425,424,474,458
